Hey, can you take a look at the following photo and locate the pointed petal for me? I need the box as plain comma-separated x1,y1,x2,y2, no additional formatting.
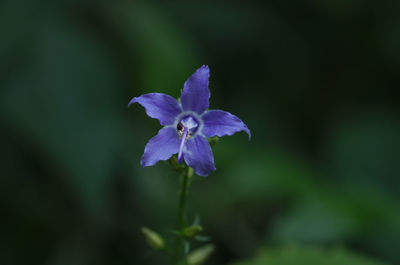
181,65,210,114
184,136,216,176
141,127,180,167
129,93,181,125
201,110,251,139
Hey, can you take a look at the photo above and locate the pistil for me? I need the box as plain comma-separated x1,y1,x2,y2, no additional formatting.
177,127,189,163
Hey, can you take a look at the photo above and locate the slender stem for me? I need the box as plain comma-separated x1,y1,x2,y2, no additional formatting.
171,167,192,264
177,170,190,229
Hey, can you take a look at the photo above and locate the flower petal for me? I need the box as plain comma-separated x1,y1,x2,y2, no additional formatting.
141,127,180,167
181,65,210,114
184,136,216,176
201,110,251,138
129,93,181,125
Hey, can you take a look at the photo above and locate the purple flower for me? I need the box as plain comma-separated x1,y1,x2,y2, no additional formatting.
129,65,250,176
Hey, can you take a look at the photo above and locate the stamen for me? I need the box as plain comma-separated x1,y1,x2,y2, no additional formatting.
177,127,189,163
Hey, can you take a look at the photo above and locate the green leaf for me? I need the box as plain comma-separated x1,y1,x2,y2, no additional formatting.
184,240,191,255
194,236,211,242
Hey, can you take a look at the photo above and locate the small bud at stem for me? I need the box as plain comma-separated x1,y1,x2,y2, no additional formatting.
141,227,165,250
183,225,203,237
187,244,215,265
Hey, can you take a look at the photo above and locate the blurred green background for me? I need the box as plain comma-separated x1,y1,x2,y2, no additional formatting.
1,1,400,264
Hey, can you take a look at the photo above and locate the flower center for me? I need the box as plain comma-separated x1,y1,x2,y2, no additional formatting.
177,116,199,138
176,116,199,163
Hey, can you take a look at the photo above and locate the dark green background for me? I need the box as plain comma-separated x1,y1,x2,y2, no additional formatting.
1,1,399,264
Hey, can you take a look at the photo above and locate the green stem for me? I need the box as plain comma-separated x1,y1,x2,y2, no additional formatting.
177,171,190,229
171,167,193,265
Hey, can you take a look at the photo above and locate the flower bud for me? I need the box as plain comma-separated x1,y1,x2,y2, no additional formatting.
183,225,203,238
141,227,165,250
187,244,215,265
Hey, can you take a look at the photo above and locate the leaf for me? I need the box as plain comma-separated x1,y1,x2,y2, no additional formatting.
194,236,211,242
192,215,201,226
184,240,191,255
